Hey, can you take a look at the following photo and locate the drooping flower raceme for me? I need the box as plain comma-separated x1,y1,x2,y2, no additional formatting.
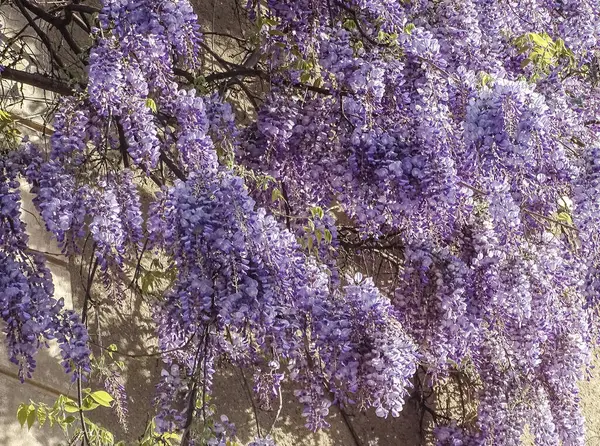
0,152,89,380
151,171,418,433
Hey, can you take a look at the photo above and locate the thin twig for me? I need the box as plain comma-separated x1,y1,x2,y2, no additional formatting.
521,207,578,231
202,31,248,44
82,257,99,324
20,0,84,54
89,335,195,359
239,366,262,437
12,0,67,71
267,385,283,436
159,150,186,181
77,371,92,445
458,180,486,195
116,119,130,169
128,238,149,290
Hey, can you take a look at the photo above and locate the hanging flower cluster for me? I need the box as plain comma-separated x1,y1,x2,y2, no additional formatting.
3,0,600,445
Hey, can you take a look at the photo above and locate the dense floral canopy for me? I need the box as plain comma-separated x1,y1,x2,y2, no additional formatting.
2,0,600,444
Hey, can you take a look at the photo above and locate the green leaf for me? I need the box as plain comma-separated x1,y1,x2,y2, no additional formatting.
310,206,324,219
343,18,357,30
0,110,12,121
103,430,115,444
145,98,158,113
557,212,573,224
478,72,494,88
63,401,80,413
530,33,549,48
107,343,118,359
37,407,47,426
271,188,284,203
63,415,76,424
27,405,36,429
82,397,100,411
89,390,114,407
300,72,311,83
17,404,28,427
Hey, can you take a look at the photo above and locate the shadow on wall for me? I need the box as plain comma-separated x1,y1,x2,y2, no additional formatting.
81,285,425,446
0,350,74,446
194,0,252,40
211,369,425,446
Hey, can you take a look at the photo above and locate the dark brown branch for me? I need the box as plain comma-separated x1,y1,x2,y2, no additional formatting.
0,22,36,61
176,57,335,96
173,67,195,83
336,1,383,48
202,31,248,44
69,6,93,33
13,0,67,70
281,182,292,231
73,12,92,34
227,78,260,110
61,11,84,55
117,121,130,169
199,41,236,69
77,371,92,446
181,334,207,446
20,0,84,55
115,119,164,186
238,366,262,437
63,4,101,14
205,67,265,82
339,409,363,446
89,335,195,359
128,238,148,290
0,66,74,95
77,248,98,445
18,0,63,27
46,4,88,33
82,257,98,325
159,150,186,181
